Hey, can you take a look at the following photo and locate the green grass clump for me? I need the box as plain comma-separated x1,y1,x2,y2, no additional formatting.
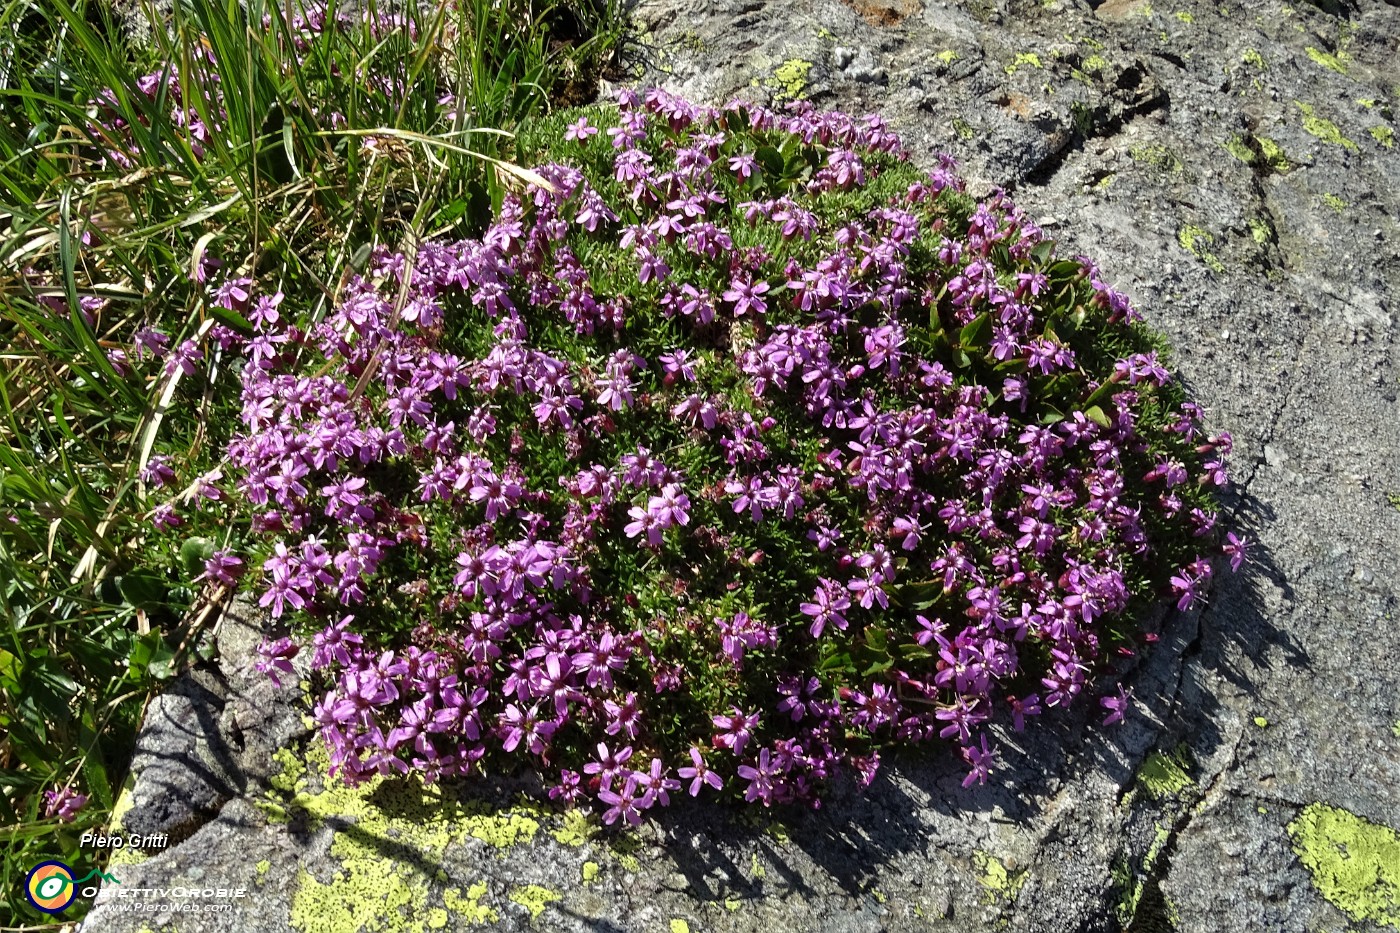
0,0,627,921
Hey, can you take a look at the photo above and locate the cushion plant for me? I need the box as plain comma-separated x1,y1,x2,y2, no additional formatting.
226,87,1242,823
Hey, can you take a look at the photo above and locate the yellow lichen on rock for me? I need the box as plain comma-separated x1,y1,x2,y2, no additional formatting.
1288,803,1400,928
768,60,813,101
279,742,554,931
443,882,500,926
551,808,598,847
974,851,1026,904
509,884,561,920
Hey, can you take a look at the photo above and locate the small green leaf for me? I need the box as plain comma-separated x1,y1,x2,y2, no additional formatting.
755,145,784,178
958,312,992,350
817,651,854,674
898,644,933,662
208,304,254,333
78,716,113,810
1084,405,1111,428
179,536,215,577
117,571,167,609
0,648,18,689
861,658,894,677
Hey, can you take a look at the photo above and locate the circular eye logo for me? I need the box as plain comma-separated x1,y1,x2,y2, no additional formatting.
26,861,76,914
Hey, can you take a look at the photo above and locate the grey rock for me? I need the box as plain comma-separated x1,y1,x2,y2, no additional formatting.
106,595,311,845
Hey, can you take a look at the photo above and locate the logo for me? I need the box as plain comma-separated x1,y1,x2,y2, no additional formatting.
24,861,120,914
25,861,76,913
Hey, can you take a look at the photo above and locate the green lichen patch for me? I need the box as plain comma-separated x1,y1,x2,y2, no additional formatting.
1004,52,1044,75
1173,10,1194,23
936,49,960,65
974,851,1026,904
269,747,309,794
509,884,561,921
609,830,644,872
279,743,561,931
1242,47,1267,69
1176,226,1225,274
670,920,692,933
1253,716,1270,728
1305,46,1350,75
1296,101,1359,152
1223,135,1255,163
1129,143,1185,174
1371,126,1396,149
1256,135,1292,172
1223,134,1292,173
767,59,813,101
1138,748,1195,799
581,861,600,883
1288,803,1400,928
1321,193,1347,213
443,883,499,925
952,117,975,141
1248,218,1272,245
550,808,598,847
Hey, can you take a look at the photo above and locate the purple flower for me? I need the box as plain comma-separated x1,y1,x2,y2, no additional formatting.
44,786,89,823
583,742,634,786
133,327,170,361
564,117,598,142
150,503,183,530
658,349,697,385
712,707,760,756
723,275,769,317
603,692,643,739
199,550,245,587
1222,532,1251,573
1100,686,1130,726
212,276,253,310
312,615,364,669
961,734,998,788
799,578,850,638
736,748,782,805
164,339,204,377
597,774,646,826
254,636,300,687
250,291,284,329
1169,569,1200,611
141,456,177,488
677,746,724,796
635,757,680,807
